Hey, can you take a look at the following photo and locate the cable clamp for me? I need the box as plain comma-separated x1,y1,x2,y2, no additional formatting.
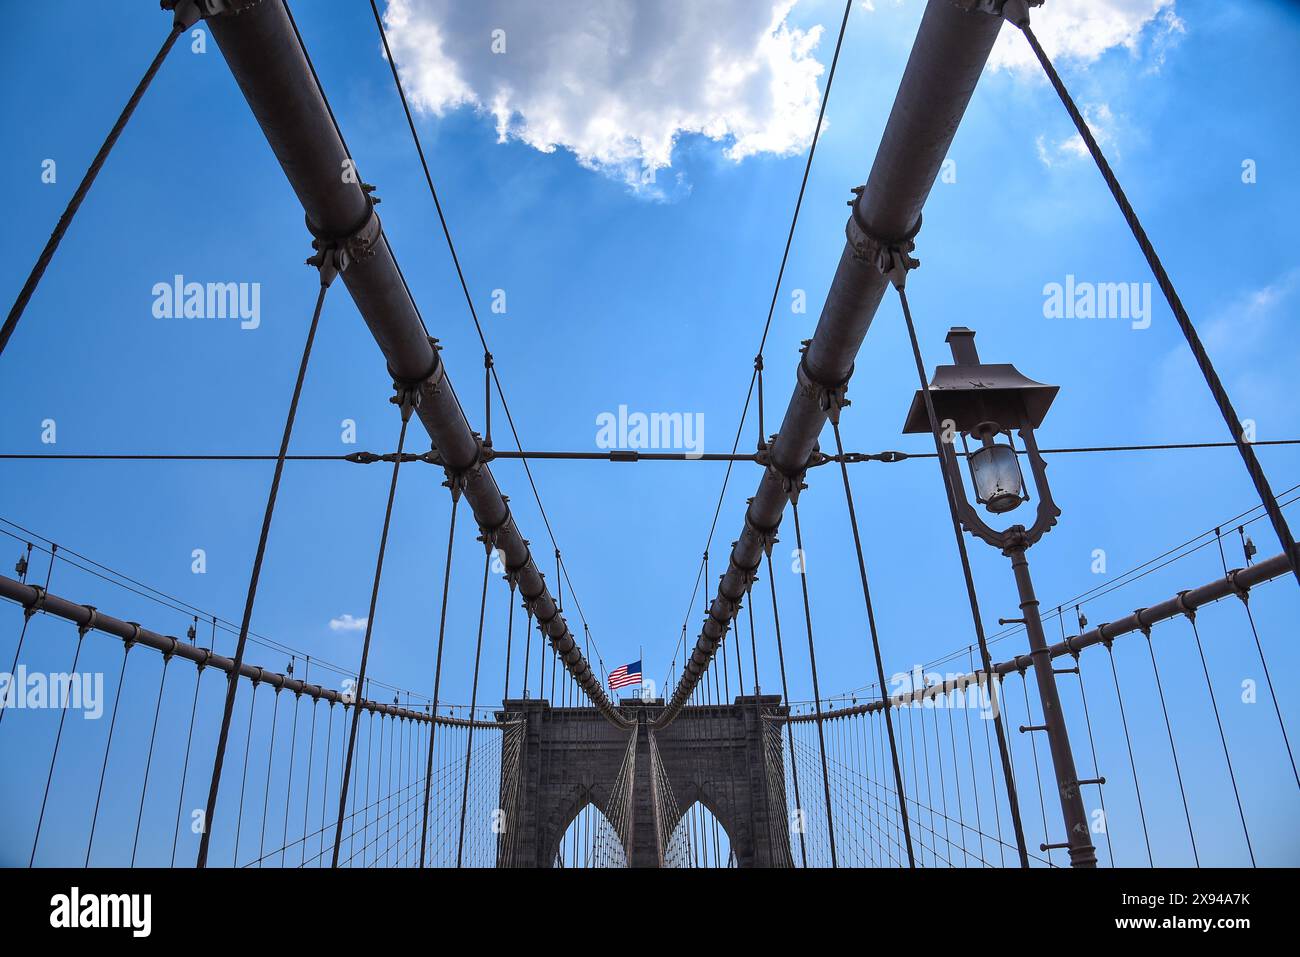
743,506,780,557
477,510,517,554
24,585,47,621
1226,567,1251,603
1174,590,1197,622
759,438,814,502
1133,609,1153,638
797,340,853,423
440,432,490,496
946,0,1041,23
124,622,142,652
305,203,380,287
162,0,258,31
78,604,98,638
846,187,921,289
386,337,445,423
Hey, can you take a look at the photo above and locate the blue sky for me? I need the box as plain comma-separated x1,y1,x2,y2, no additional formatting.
1,0,1298,867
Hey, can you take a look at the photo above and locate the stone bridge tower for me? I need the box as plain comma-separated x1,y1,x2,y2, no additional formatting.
497,695,791,867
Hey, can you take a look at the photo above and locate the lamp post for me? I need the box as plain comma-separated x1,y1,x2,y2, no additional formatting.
903,327,1097,868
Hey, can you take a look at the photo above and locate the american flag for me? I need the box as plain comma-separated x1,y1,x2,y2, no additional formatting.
608,660,642,691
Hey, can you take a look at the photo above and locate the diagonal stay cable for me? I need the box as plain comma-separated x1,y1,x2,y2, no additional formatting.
1008,4,1299,590
0,16,185,357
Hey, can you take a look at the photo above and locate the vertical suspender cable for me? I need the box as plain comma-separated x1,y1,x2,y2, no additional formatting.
198,276,334,867
131,653,171,866
28,608,89,866
419,493,460,866
829,417,915,866
457,549,492,866
1142,627,1199,865
330,408,413,867
765,551,807,867
1187,613,1255,865
895,283,1030,867
171,658,203,867
86,643,132,865
789,497,838,867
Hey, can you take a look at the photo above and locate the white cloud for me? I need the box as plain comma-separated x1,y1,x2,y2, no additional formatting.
989,0,1184,74
380,0,829,192
1035,102,1116,167
1151,268,1300,434
1200,268,1300,360
329,614,368,633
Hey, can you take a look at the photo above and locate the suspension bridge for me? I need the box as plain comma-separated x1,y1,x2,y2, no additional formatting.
1,0,1297,873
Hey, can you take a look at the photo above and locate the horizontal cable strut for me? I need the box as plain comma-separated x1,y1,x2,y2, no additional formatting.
780,547,1296,722
0,573,508,729
188,0,621,726
9,438,1294,465
656,0,1007,727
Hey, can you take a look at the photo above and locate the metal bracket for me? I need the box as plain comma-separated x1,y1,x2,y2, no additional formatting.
381,337,445,431
478,509,517,556
305,203,380,287
78,604,98,638
796,339,853,423
389,379,422,423
846,186,921,289
438,431,491,497
1135,610,1153,640
162,0,259,31
946,0,1042,25
24,585,47,621
743,503,780,558
1226,567,1251,603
